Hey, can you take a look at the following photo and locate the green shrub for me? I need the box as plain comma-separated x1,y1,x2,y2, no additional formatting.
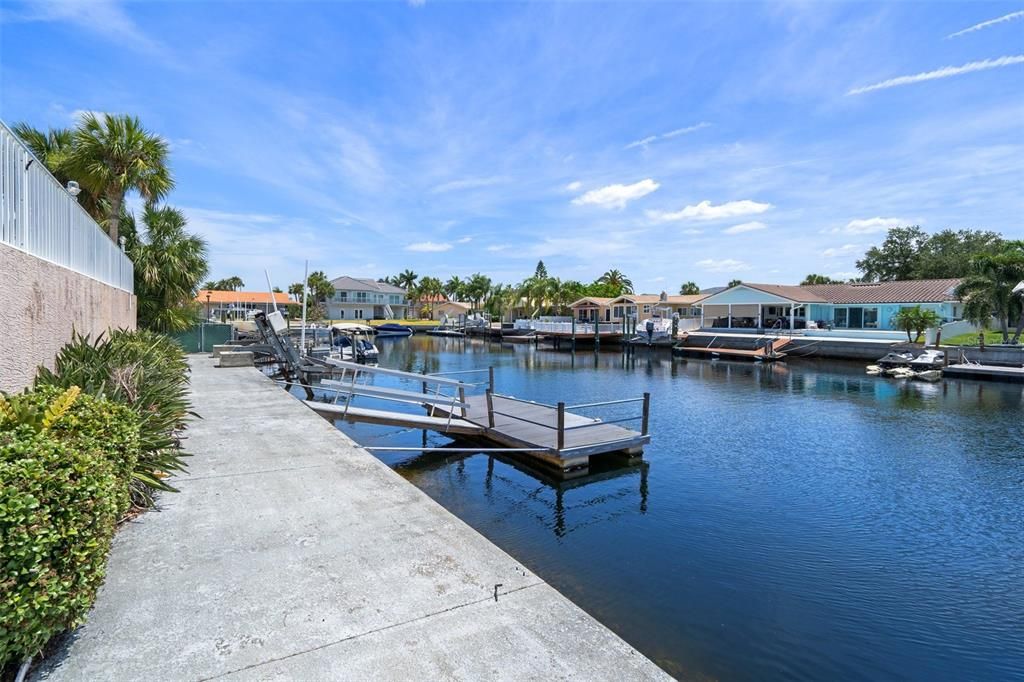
0,425,120,666
36,329,191,506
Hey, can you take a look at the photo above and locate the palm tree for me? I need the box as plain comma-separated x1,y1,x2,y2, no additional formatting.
214,276,244,291
416,276,445,317
955,250,1024,343
801,274,838,285
307,270,334,309
288,282,305,302
598,269,633,295
12,122,106,219
123,205,208,332
727,279,743,288
465,273,492,311
68,113,173,242
395,269,418,291
679,281,701,295
444,276,465,301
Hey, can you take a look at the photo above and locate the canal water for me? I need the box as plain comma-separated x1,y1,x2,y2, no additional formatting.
321,336,1024,681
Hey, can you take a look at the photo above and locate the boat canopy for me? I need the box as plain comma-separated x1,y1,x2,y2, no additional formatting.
331,323,375,333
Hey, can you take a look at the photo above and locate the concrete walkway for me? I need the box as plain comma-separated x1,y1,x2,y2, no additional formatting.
36,357,669,681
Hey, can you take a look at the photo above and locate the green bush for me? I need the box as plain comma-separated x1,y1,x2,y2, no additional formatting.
36,329,191,506
0,425,120,666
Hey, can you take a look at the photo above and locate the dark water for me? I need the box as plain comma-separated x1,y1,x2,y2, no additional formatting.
312,336,1024,681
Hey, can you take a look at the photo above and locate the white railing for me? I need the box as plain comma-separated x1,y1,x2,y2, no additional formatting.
532,321,621,334
0,120,134,292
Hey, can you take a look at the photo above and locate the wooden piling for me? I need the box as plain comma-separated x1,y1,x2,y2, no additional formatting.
641,392,650,436
557,401,566,450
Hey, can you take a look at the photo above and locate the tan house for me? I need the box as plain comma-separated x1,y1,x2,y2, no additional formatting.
569,297,615,323
431,300,472,321
609,292,705,322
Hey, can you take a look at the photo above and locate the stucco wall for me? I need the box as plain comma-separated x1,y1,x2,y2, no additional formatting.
1,243,136,393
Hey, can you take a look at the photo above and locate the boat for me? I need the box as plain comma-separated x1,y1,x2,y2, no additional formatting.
330,323,379,362
910,349,945,370
630,317,673,345
425,314,465,338
375,322,413,337
865,365,883,375
876,351,915,369
913,369,943,382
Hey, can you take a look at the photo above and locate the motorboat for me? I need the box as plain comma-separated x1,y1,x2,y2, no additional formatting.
375,323,414,337
910,349,945,370
425,314,465,337
631,317,674,345
330,323,379,362
876,351,915,369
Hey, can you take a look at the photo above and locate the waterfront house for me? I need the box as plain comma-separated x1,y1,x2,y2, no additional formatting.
326,276,409,320
196,290,292,321
697,279,963,331
569,297,615,323
609,293,705,322
431,299,472,321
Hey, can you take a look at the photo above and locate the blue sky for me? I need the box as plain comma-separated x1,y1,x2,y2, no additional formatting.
2,1,1023,292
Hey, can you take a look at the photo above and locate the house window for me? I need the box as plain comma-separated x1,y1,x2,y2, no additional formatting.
834,307,848,328
848,307,864,328
336,291,347,302
355,309,364,319
338,310,345,319
642,304,651,314
863,307,879,328
356,292,367,303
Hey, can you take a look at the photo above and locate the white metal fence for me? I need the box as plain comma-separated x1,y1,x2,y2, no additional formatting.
0,120,134,292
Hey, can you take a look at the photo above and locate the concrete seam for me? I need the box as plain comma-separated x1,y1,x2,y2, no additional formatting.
181,463,330,482
201,581,546,680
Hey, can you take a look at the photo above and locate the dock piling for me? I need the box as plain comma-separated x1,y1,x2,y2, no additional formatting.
557,401,566,450
641,392,650,436
486,389,496,428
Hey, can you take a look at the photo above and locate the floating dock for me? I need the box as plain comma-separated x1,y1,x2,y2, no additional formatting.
942,363,1024,383
302,359,650,476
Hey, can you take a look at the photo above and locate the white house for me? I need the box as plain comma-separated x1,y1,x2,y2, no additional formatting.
326,276,409,320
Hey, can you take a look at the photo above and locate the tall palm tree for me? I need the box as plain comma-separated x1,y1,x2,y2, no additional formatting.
955,251,1024,344
395,269,419,291
679,281,701,295
306,271,334,309
444,276,465,301
465,273,492,311
598,269,633,295
123,205,208,332
68,113,173,242
12,122,106,219
288,282,305,302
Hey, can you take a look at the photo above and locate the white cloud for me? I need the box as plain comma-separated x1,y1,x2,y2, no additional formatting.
431,176,505,193
847,55,1024,95
455,236,472,244
648,199,773,222
947,11,1024,39
565,180,582,191
624,135,658,150
695,258,751,273
828,272,859,281
723,221,767,234
486,244,509,252
405,241,452,252
837,217,907,234
571,179,660,210
822,243,860,257
625,122,710,149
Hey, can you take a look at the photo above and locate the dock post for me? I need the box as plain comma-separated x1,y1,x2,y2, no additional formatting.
489,366,495,394
485,389,495,428
557,401,566,451
571,317,576,351
641,392,650,436
458,384,467,418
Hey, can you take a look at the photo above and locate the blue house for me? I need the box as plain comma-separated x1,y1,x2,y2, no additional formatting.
698,279,963,332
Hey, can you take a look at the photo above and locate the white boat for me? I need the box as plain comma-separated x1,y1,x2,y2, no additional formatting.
913,369,943,382
375,323,414,337
425,313,465,337
632,317,674,344
910,349,945,370
877,351,915,369
330,323,379,362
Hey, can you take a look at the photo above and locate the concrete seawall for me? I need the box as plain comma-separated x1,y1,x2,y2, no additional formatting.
35,357,669,680
1,244,136,393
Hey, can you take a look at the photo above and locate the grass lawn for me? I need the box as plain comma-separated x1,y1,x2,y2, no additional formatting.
944,330,1022,346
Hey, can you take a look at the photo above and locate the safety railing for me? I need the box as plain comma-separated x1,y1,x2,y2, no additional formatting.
0,119,134,292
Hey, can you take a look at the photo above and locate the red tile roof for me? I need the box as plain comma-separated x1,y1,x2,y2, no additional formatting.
196,290,292,305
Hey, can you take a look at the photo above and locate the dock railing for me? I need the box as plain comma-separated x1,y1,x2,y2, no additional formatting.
0,119,134,292
485,390,651,452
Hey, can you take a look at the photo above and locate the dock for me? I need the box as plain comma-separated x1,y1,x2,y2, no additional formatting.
942,363,1024,383
33,357,669,681
303,358,651,475
674,336,791,361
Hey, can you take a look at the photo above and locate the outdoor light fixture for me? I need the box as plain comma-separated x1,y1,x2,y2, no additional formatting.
66,181,81,200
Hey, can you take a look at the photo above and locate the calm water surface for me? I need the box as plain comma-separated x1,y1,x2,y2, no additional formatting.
314,336,1024,681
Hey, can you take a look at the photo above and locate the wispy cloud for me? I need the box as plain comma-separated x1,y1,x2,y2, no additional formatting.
565,180,582,191
455,236,472,244
405,241,452,252
571,179,660,209
625,122,710,149
947,11,1024,39
695,258,751,273
847,55,1024,95
822,243,860,257
723,221,767,234
831,217,908,234
431,176,506,193
486,245,509,252
648,199,773,222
